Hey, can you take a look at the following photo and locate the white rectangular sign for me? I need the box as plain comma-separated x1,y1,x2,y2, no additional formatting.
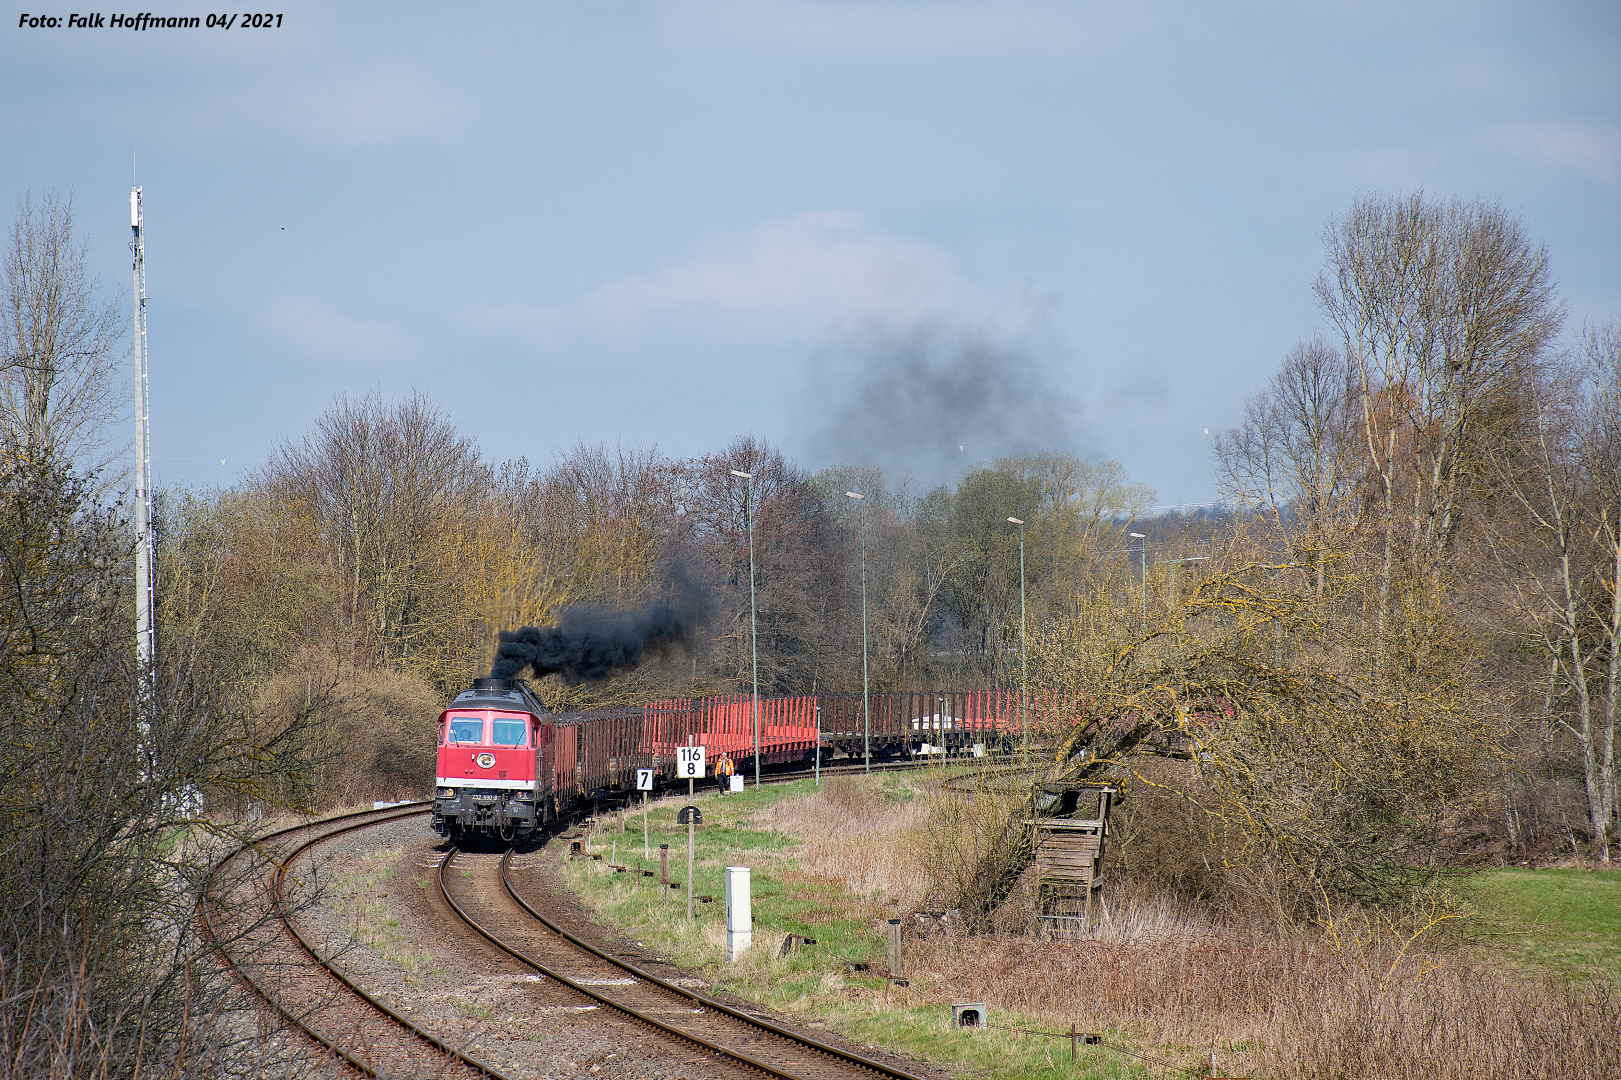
635,768,654,792
676,745,707,778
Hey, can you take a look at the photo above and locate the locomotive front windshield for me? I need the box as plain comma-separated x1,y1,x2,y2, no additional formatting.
446,717,483,744
492,719,528,746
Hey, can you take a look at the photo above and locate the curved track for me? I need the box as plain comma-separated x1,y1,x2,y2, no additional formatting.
200,759,975,1078
437,845,934,1080
199,804,514,1080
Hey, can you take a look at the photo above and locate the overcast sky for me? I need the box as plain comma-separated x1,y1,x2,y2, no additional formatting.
5,1,1617,506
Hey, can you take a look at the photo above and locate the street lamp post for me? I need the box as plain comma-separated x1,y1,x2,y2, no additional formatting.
1164,553,1210,609
846,492,870,774
1129,532,1147,629
730,469,761,790
1007,517,1028,752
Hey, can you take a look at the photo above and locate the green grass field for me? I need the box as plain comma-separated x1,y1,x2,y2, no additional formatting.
1467,867,1621,983
558,776,1160,1079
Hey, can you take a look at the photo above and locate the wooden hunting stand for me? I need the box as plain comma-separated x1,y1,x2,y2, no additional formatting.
1025,783,1117,935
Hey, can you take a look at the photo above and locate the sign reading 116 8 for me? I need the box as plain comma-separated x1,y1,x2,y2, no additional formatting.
676,746,706,778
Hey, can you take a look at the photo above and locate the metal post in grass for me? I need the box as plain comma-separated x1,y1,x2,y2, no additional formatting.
847,491,871,774
809,676,820,787
678,805,702,921
638,767,654,860
1008,517,1028,756
725,866,752,961
731,468,762,790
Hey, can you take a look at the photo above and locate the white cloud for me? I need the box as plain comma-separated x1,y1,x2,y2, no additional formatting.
168,63,467,148
474,211,968,344
1339,119,1621,190
258,297,419,365
1483,121,1621,186
588,211,953,319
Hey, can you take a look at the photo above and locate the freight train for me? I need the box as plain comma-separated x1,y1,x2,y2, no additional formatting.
431,677,1038,841
430,676,826,841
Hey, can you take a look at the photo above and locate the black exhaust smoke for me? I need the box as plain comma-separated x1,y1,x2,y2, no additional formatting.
492,555,713,684
491,601,687,683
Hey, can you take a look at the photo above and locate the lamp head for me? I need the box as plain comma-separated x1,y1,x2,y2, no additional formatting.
729,469,752,479
845,491,864,499
1007,517,1024,525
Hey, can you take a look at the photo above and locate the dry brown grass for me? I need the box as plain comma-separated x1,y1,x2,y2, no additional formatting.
913,931,1619,1079
762,775,1620,1079
757,778,928,909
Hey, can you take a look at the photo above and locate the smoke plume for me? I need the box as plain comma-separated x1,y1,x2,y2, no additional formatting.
492,601,687,683
492,557,712,683
803,322,1094,488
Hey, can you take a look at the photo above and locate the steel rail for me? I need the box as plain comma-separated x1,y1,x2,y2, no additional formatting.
436,847,788,1077
197,803,432,1076
495,849,934,1080
270,806,514,1077
199,802,514,1080
438,847,929,1080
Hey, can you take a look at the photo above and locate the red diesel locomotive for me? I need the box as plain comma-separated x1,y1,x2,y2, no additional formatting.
432,678,554,840
431,677,651,841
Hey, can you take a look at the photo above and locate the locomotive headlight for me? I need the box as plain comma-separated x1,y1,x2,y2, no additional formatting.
437,787,455,799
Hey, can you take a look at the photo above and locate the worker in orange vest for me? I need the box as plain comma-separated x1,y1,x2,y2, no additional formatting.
718,751,735,795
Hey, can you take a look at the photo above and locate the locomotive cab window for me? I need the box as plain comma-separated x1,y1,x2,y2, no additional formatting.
446,716,484,744
492,718,529,746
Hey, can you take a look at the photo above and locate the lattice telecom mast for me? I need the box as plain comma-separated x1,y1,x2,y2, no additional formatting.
130,186,155,668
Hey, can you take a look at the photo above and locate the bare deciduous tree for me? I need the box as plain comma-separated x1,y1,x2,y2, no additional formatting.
0,455,326,1076
679,435,844,695
0,191,126,480
1214,335,1361,594
1315,192,1563,637
254,389,493,678
1485,322,1621,860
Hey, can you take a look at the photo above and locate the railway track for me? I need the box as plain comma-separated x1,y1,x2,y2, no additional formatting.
199,802,514,1080
200,758,972,1078
437,845,936,1080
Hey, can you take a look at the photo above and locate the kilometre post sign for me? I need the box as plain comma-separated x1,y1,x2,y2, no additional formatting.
677,746,706,778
